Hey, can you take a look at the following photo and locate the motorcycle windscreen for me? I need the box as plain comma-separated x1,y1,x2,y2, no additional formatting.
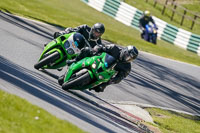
145,25,153,33
63,34,80,55
104,54,116,68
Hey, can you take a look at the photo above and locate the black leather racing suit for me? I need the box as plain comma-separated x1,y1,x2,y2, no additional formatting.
139,15,157,40
139,15,156,30
54,24,104,48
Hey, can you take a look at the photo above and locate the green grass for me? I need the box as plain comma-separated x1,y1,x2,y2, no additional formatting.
145,108,200,133
0,0,200,66
0,89,86,133
125,0,200,35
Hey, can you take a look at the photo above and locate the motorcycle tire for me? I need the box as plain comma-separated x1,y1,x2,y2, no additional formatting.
152,38,157,44
34,51,60,70
62,72,92,91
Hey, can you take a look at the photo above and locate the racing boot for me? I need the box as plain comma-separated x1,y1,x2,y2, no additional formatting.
57,67,63,71
58,75,64,86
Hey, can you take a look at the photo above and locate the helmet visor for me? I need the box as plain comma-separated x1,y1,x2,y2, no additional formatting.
123,46,138,62
123,49,132,62
92,29,103,39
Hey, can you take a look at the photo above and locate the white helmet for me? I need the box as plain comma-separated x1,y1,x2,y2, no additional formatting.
144,10,151,17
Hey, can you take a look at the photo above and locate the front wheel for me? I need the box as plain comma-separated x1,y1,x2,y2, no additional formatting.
62,72,92,91
34,51,60,70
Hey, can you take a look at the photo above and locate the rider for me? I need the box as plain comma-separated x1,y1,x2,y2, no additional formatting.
53,23,105,71
53,23,105,48
139,10,157,41
91,44,138,92
59,44,139,93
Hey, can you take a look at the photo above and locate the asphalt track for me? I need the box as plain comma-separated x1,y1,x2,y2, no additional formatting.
0,11,200,132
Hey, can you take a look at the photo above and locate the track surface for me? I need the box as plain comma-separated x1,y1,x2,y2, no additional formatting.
0,11,200,132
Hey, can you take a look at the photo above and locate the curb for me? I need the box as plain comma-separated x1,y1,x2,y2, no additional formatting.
109,100,200,117
68,90,154,133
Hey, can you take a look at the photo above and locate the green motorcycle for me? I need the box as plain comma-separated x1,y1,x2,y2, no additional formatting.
61,52,117,91
34,32,88,70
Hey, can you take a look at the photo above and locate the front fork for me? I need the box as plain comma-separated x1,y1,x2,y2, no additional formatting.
46,48,64,64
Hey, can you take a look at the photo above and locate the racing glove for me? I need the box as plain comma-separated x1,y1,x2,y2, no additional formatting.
53,31,64,39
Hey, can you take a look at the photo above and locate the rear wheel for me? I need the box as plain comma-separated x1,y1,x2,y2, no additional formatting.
62,72,92,90
34,52,60,70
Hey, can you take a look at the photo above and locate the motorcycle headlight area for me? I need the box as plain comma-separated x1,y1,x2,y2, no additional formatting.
67,48,75,55
64,41,75,55
64,41,70,49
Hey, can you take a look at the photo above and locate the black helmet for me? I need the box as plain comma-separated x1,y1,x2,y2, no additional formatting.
73,33,85,49
120,46,138,62
89,23,105,41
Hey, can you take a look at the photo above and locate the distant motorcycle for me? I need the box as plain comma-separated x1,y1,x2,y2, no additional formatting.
34,32,88,70
59,52,117,91
142,24,157,44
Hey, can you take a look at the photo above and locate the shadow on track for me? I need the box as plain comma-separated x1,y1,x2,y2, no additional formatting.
121,54,200,115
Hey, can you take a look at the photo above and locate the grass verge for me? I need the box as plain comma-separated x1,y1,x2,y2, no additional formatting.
144,107,200,133
0,0,200,66
0,89,86,133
